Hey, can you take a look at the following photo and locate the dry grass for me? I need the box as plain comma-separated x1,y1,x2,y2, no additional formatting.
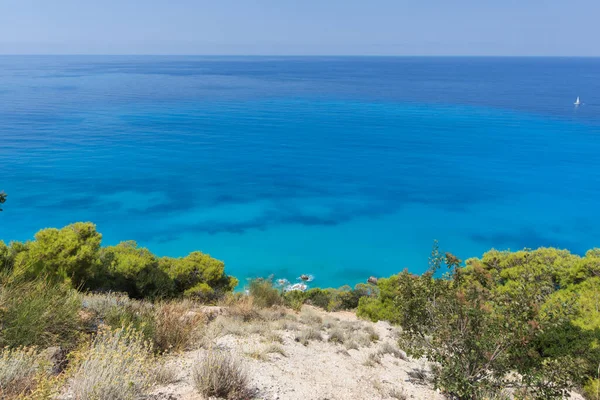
264,343,287,357
245,343,287,361
193,350,253,400
210,316,247,337
244,321,269,336
327,328,346,344
407,367,429,384
377,341,407,360
68,327,156,400
388,387,408,399
362,352,382,367
322,317,339,329
336,349,351,357
363,325,380,342
273,319,300,331
344,340,360,350
0,347,47,399
153,360,178,385
262,331,285,344
154,301,205,353
227,296,259,322
295,327,323,346
245,347,269,361
257,305,288,321
299,308,323,325
354,332,375,348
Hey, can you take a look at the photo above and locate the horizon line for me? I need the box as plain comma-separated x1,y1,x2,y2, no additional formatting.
1,54,600,58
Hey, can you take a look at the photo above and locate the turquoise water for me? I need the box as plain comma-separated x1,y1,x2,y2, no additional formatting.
1,56,600,288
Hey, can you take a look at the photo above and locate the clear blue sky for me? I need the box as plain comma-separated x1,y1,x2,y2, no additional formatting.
1,0,598,56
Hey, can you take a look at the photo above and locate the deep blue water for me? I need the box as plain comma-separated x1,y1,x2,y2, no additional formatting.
1,56,600,289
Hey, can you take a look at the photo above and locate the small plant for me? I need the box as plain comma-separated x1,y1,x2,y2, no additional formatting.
0,346,48,398
193,350,253,400
377,341,407,360
262,331,284,344
264,343,287,357
362,352,382,367
299,308,323,325
153,360,178,385
153,301,204,353
327,328,346,344
245,347,268,361
248,278,282,308
336,349,351,357
0,279,82,349
363,325,380,342
387,387,408,400
407,367,428,384
295,327,323,346
228,296,259,322
68,327,156,400
344,340,359,350
354,332,374,348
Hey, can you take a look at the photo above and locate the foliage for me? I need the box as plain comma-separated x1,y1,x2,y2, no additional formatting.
282,283,377,312
11,222,102,288
153,301,204,353
161,251,238,302
100,241,174,299
84,293,203,354
67,327,156,400
0,191,6,212
0,222,237,301
358,244,600,399
0,346,48,399
0,279,82,349
192,349,253,400
248,277,282,308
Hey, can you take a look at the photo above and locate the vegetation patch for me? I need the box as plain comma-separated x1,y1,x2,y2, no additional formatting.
193,350,253,400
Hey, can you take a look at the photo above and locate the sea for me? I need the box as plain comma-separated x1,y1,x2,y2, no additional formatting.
1,56,599,289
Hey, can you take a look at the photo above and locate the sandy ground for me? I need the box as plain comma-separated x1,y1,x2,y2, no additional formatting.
149,306,445,400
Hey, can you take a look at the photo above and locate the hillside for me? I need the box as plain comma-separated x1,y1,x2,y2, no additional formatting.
148,305,445,400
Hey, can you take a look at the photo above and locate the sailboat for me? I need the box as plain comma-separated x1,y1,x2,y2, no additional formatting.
574,96,581,106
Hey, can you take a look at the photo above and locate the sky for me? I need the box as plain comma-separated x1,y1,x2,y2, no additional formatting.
0,0,598,56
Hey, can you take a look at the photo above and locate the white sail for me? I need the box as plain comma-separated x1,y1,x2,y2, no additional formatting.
574,96,581,105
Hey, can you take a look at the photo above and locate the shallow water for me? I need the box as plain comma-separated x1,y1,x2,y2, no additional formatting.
1,56,599,288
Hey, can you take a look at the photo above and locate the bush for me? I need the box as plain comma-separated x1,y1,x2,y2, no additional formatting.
248,278,282,308
0,347,48,398
99,241,174,299
192,350,253,400
1,223,238,302
68,327,156,400
10,222,102,288
153,301,204,353
295,327,323,346
367,244,592,399
100,297,157,345
0,279,82,348
162,252,238,302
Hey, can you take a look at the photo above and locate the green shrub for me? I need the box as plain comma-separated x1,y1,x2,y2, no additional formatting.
0,279,82,348
370,245,592,399
11,222,102,288
248,278,282,308
161,252,238,302
99,241,174,299
1,223,238,302
101,298,157,345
